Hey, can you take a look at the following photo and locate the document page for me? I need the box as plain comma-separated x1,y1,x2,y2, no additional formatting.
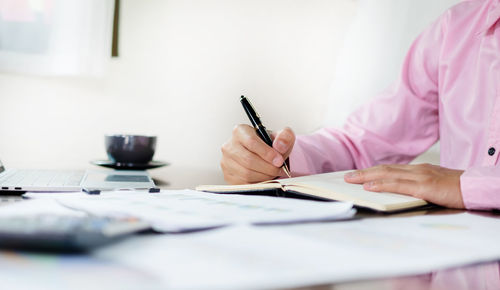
54,190,355,232
94,212,500,289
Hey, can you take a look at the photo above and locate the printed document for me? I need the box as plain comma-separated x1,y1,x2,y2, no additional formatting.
94,212,500,289
47,190,355,232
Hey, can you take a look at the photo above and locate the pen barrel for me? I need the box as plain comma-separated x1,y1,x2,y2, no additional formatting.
256,125,273,147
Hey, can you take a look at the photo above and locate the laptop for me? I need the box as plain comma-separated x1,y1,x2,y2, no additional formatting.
0,160,155,193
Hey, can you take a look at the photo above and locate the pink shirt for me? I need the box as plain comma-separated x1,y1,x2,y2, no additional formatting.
289,0,500,211
390,262,500,289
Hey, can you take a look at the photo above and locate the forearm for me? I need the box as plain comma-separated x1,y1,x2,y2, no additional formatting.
289,122,436,176
289,128,356,176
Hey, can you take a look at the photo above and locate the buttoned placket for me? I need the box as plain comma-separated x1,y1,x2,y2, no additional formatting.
483,75,500,166
477,2,500,166
472,2,500,166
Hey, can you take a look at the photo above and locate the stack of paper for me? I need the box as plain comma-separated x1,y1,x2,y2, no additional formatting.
93,212,500,289
35,190,355,232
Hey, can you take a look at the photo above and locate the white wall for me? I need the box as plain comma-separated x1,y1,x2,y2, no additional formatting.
0,0,357,170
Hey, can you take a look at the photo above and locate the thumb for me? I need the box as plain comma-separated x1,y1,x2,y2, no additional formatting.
272,127,295,158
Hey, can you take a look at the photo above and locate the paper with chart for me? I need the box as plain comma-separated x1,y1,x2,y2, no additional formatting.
53,190,355,232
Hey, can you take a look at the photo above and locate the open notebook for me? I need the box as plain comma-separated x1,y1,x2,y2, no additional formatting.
196,171,428,212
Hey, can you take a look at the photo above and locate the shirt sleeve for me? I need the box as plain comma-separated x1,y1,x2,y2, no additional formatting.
289,14,446,176
461,166,500,210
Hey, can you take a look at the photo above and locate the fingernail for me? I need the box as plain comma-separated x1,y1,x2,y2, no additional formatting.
274,140,288,153
272,156,283,167
345,171,359,179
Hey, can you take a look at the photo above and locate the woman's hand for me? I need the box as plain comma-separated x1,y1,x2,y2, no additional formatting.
220,125,295,184
344,163,465,209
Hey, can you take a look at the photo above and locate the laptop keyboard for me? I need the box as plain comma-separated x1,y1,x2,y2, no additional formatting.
0,170,85,189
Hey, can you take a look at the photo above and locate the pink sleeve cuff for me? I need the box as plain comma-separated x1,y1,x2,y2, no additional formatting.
460,166,500,211
288,131,357,176
288,137,313,177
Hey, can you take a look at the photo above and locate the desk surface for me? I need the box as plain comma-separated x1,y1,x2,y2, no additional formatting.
0,165,498,290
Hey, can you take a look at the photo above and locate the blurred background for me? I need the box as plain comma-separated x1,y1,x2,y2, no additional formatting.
0,0,459,176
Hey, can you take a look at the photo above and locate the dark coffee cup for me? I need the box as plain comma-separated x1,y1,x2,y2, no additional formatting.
105,135,157,164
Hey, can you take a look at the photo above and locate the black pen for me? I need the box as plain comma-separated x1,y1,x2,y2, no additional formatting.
240,95,292,178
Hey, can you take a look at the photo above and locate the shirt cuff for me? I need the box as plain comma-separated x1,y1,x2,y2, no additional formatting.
288,137,314,177
288,130,359,177
460,166,500,211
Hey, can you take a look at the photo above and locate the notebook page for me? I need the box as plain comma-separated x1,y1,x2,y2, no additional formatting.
277,171,426,210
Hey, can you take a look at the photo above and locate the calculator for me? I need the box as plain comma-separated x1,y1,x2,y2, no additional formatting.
0,214,151,252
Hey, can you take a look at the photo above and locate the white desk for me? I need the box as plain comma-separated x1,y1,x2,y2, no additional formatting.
0,165,498,290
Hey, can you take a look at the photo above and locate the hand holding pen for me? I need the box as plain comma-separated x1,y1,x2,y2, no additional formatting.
220,96,296,184
240,96,291,178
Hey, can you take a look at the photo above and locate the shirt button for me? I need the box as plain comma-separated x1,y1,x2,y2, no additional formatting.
488,147,496,156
